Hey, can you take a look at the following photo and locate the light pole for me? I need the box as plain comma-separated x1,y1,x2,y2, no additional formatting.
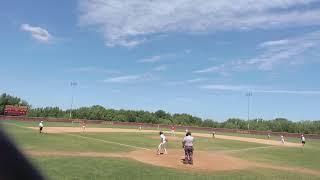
70,81,78,119
246,91,253,125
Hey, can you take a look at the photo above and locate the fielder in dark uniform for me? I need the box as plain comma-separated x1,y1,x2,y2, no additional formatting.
182,131,194,165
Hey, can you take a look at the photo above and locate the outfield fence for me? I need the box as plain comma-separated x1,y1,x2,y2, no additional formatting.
1,115,319,139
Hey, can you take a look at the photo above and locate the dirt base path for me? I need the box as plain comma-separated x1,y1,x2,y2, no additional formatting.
25,149,320,176
29,127,300,147
205,134,300,147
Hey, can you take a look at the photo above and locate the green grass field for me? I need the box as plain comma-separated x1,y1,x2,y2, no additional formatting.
1,120,320,180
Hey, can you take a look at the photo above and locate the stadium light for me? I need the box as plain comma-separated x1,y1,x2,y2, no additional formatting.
245,92,253,123
69,81,78,119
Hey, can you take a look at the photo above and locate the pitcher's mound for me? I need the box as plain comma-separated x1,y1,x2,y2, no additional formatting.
129,150,250,172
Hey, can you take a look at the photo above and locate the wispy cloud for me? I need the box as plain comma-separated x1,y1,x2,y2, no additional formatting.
138,55,162,63
201,84,320,95
195,31,320,73
105,38,145,47
21,24,53,42
138,50,190,64
194,65,227,74
259,39,292,48
186,78,208,83
103,74,154,83
201,84,253,91
79,0,320,46
67,67,119,74
165,78,208,86
138,54,175,63
153,65,168,72
254,90,320,95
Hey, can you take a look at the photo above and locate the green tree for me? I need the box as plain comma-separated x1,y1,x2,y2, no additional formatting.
0,93,30,115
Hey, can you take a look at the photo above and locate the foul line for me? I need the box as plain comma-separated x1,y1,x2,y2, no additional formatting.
65,133,151,151
2,122,151,151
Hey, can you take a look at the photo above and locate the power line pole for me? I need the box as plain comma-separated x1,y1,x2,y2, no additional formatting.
70,81,78,119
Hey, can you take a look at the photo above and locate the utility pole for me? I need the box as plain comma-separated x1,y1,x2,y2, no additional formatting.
70,81,78,119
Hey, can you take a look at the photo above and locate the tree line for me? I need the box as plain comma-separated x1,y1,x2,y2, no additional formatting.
1,93,320,134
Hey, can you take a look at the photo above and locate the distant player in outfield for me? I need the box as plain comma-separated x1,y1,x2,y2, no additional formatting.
185,128,189,133
157,131,168,155
39,121,44,133
301,134,306,146
212,131,216,138
81,121,86,132
280,135,285,144
267,133,271,139
182,131,194,165
171,125,176,136
139,125,142,131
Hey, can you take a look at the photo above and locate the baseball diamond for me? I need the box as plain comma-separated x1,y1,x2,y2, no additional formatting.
1,120,320,180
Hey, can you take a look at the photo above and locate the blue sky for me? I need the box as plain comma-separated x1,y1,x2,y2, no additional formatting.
1,0,320,121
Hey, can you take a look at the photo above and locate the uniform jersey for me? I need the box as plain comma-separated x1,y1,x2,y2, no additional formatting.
183,135,194,147
39,123,43,127
160,134,167,143
302,136,305,141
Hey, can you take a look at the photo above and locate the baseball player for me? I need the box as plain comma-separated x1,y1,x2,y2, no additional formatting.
182,131,194,165
81,121,86,132
39,121,44,133
267,133,271,139
301,134,306,146
212,131,216,138
156,131,168,155
171,125,176,136
185,128,189,133
280,135,285,144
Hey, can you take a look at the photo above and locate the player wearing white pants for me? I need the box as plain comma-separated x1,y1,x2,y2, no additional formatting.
280,135,285,144
157,131,168,155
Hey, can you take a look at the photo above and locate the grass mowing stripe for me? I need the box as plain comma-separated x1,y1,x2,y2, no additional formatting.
2,122,33,129
3,122,151,151
222,145,276,153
